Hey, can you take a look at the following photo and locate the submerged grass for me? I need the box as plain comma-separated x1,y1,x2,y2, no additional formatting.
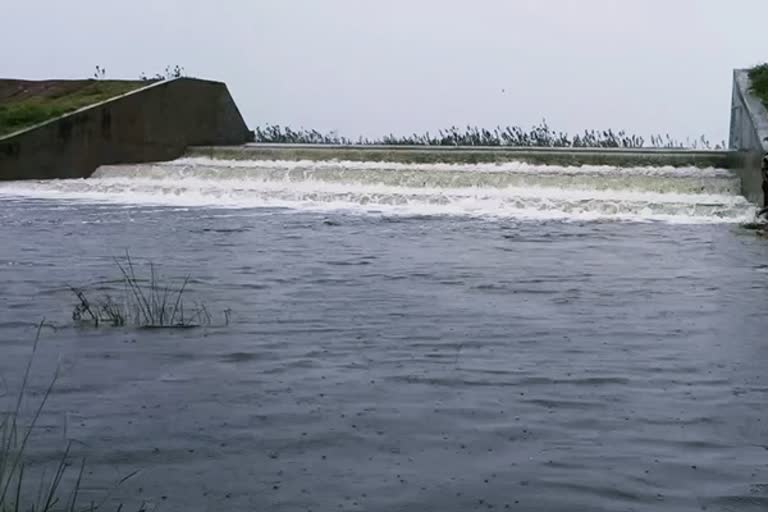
0,323,146,511
0,81,146,137
253,123,723,149
70,253,213,329
749,63,768,109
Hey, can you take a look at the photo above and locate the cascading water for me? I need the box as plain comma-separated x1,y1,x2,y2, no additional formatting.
0,157,755,223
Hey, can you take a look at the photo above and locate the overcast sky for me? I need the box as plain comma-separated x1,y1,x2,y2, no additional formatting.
3,0,767,144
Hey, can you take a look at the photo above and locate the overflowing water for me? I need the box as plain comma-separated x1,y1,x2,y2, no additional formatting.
0,157,755,223
1,158,767,511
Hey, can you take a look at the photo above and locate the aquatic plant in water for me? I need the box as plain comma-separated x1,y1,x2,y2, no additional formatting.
70,253,213,329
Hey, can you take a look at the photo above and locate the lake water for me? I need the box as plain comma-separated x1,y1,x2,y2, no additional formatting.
1,158,767,511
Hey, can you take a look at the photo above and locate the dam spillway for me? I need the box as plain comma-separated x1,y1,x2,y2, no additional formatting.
0,154,755,224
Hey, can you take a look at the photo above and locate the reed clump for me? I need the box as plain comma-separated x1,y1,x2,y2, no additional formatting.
253,123,724,149
70,254,212,329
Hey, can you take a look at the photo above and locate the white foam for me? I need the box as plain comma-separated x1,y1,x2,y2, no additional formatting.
166,157,735,178
0,158,756,224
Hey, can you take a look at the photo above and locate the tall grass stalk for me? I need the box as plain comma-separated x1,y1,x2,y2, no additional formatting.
0,323,147,512
252,123,725,149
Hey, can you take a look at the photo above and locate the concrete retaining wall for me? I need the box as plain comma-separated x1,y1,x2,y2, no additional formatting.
729,69,768,206
0,78,251,180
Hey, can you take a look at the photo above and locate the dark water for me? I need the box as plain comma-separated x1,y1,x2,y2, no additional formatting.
2,199,768,511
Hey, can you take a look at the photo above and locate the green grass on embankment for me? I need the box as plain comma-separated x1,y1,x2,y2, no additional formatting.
0,80,149,137
749,64,768,109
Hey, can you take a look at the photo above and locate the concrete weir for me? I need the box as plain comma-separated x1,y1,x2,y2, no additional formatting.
1,70,767,208
188,143,735,169
0,77,251,181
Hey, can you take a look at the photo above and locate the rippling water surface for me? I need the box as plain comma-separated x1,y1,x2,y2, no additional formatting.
1,159,768,511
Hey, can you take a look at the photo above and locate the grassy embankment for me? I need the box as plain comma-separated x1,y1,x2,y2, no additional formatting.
749,63,768,109
0,80,148,137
